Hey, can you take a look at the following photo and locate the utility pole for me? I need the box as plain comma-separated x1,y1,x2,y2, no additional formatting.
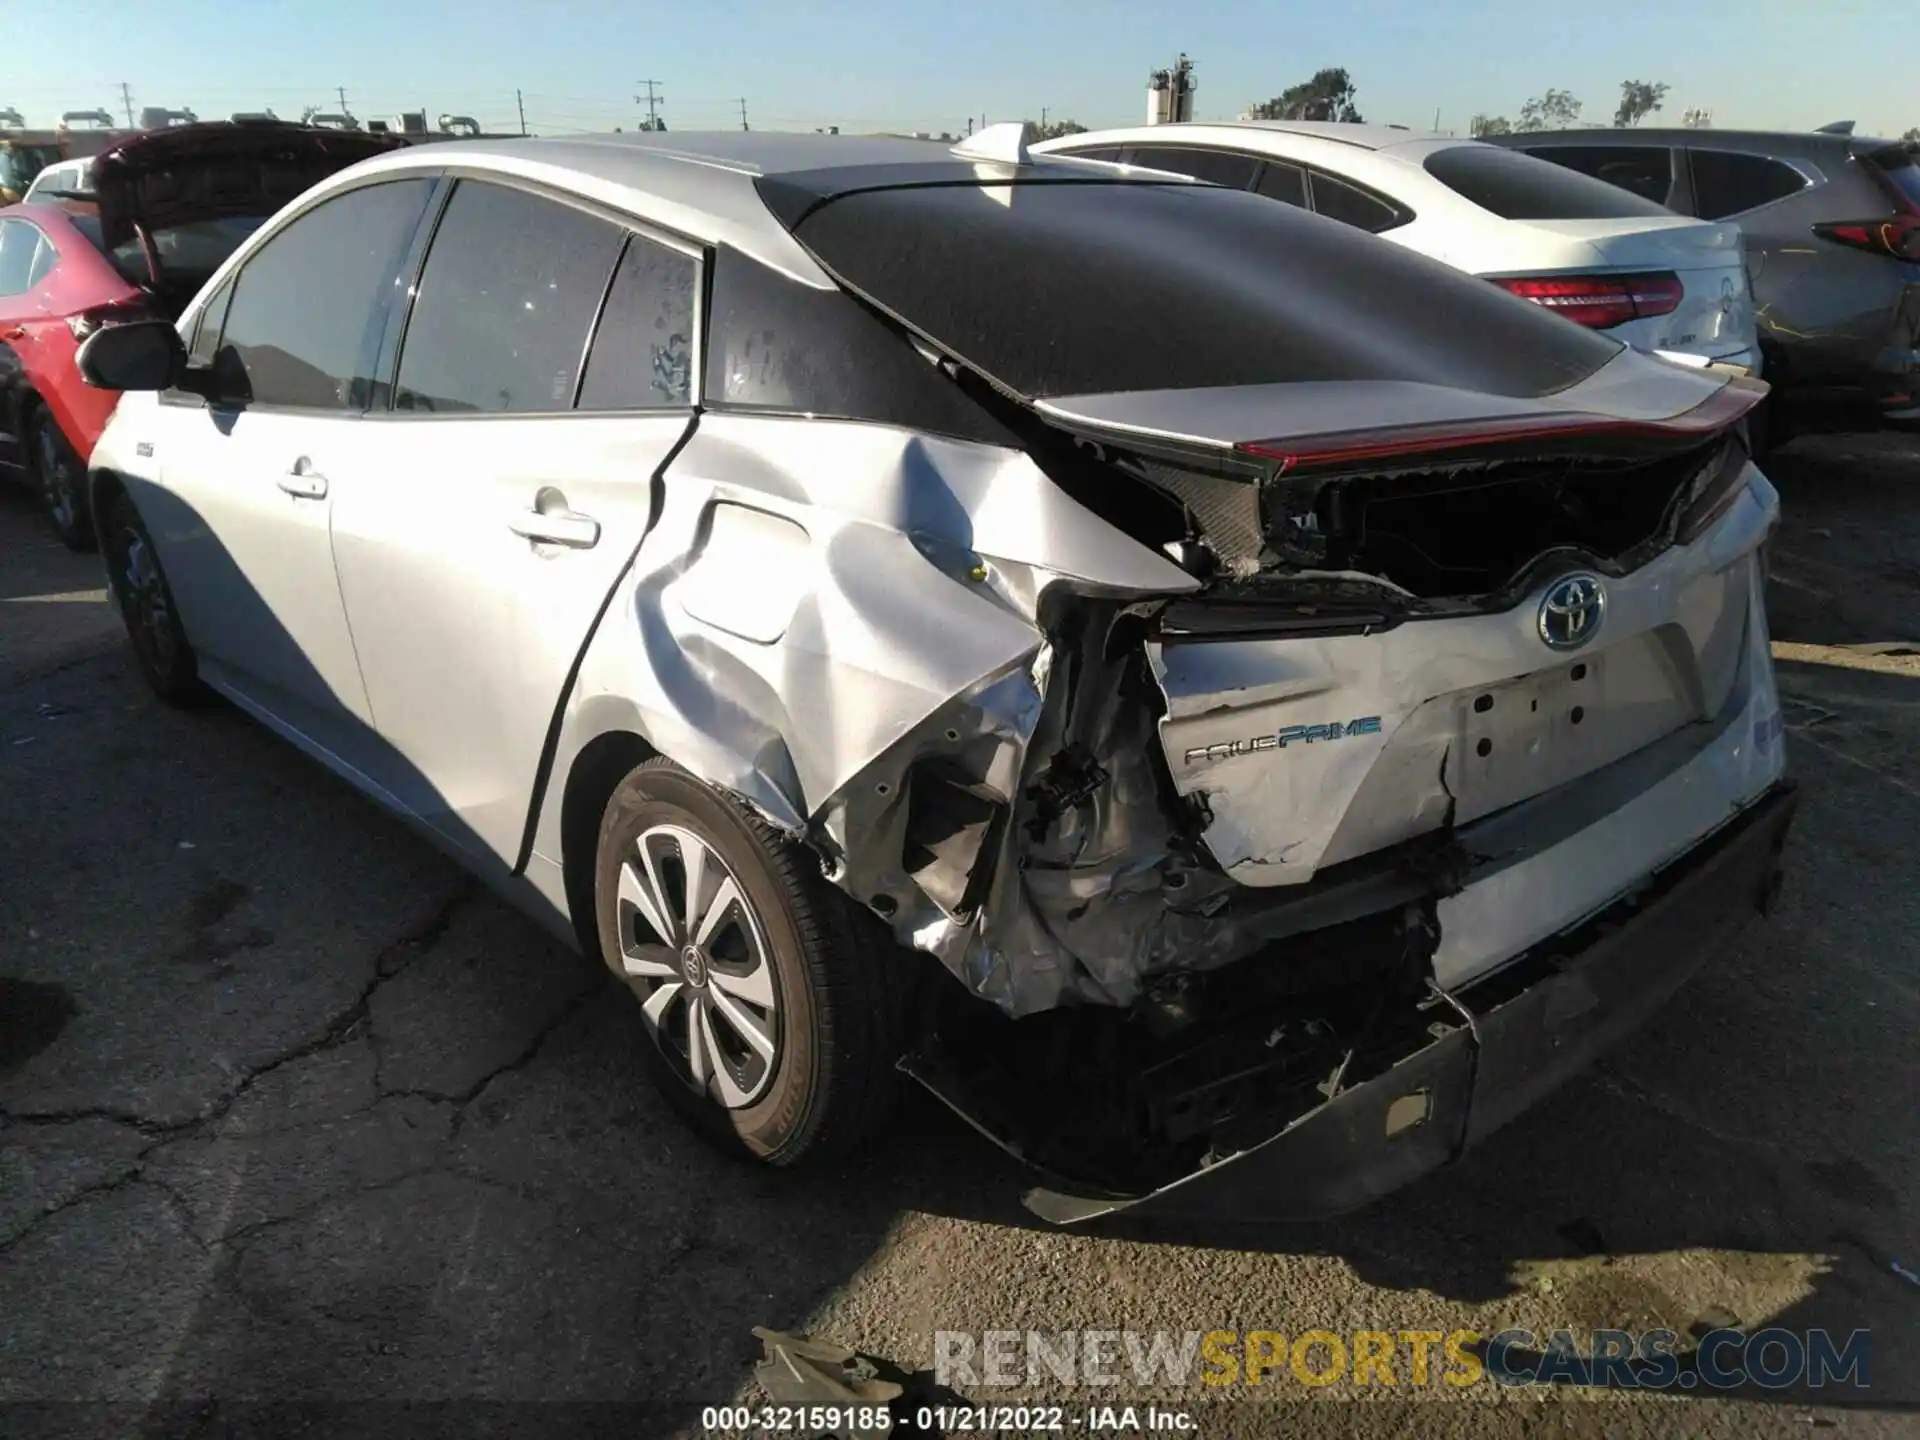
737,97,749,131
336,85,349,114
119,82,134,129
636,79,663,131
517,88,528,135
1041,106,1048,128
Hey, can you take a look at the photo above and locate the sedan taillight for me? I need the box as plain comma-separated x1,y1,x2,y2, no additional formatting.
1489,272,1685,329
1812,216,1920,262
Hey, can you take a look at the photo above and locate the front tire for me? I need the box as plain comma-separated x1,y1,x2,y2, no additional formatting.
594,758,906,1165
31,411,93,552
99,487,207,706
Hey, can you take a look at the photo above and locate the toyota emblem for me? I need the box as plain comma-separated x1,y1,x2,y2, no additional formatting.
1538,573,1607,651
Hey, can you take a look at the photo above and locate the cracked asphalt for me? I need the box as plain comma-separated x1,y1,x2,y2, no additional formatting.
2,438,1917,1438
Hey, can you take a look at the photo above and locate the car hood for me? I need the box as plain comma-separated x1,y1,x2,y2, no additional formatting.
89,122,400,252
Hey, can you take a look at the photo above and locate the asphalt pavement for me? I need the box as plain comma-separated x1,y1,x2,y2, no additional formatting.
1,439,1916,1438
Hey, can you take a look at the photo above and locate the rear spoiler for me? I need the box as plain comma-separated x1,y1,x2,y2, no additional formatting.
1235,376,1768,476
1032,362,1768,479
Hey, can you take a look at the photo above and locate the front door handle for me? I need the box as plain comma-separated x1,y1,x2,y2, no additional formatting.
509,507,600,548
2,326,24,341
277,458,327,500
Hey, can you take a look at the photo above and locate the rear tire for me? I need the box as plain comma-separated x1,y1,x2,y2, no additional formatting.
30,410,93,552
593,758,906,1165
99,487,207,706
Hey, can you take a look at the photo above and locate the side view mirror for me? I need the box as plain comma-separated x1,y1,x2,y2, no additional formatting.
76,319,186,392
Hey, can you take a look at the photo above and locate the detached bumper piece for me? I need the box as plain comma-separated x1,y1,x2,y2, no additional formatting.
928,782,1798,1226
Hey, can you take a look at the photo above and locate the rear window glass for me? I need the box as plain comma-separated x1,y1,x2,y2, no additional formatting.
1423,145,1674,220
1520,145,1676,205
1688,151,1808,219
788,180,1618,400
1873,151,1920,210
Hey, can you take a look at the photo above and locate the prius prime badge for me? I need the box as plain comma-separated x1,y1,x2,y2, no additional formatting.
1537,573,1606,651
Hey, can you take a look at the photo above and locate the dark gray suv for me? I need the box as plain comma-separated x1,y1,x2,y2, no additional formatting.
1491,127,1920,440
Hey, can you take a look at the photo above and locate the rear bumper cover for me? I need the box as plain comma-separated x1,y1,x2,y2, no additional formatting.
1022,780,1798,1225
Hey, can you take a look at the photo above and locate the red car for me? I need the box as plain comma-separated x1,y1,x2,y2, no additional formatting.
0,122,398,547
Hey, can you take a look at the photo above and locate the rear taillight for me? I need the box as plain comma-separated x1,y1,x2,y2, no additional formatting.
1490,272,1684,329
66,299,150,342
1812,216,1920,262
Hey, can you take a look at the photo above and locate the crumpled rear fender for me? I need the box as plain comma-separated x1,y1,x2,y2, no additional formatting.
529,413,1192,896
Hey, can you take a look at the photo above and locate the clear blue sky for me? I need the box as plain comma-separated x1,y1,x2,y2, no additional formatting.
7,0,1910,139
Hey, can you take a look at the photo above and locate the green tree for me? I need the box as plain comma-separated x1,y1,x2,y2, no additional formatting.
1516,89,1582,132
1247,67,1363,123
1904,126,1920,143
1614,80,1670,127
1027,118,1088,142
1470,114,1513,137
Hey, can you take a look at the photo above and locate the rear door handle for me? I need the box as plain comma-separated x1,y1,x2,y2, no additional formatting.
2,327,24,341
277,463,327,500
508,507,600,549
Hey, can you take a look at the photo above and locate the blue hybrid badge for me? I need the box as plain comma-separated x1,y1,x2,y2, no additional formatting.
1185,716,1383,766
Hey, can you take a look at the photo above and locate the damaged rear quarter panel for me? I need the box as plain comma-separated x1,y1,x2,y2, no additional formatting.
529,412,1194,916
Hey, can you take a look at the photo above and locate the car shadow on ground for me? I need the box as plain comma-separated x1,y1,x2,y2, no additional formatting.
1,444,1916,1429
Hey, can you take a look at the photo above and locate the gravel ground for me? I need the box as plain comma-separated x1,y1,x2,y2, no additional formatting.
0,436,1915,1438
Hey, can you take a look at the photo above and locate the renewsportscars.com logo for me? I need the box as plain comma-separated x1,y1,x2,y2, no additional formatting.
933,1327,1871,1391
1184,716,1383,766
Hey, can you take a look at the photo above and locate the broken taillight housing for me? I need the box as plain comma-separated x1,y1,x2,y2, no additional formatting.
1676,437,1755,543
1489,272,1684,329
66,298,151,342
1812,216,1920,262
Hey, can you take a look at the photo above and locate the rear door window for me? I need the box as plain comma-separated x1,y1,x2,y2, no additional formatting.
1253,160,1308,208
1308,171,1406,232
576,233,699,410
1422,144,1673,219
1520,145,1677,206
1125,146,1261,189
1060,145,1127,164
214,178,435,410
1688,151,1808,219
395,181,626,414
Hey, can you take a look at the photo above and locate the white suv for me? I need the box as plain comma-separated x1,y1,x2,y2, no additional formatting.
1039,121,1761,374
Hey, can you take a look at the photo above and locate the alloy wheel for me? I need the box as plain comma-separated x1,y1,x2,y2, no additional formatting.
117,526,177,674
618,823,781,1109
36,424,78,534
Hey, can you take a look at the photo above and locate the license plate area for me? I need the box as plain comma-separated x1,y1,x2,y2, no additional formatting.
1448,651,1627,825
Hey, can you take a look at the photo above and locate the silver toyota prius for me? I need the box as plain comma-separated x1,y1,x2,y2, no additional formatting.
76,127,1796,1222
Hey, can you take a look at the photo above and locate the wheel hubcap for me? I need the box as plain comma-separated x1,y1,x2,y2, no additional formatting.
618,823,779,1109
118,529,176,671
37,428,75,531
